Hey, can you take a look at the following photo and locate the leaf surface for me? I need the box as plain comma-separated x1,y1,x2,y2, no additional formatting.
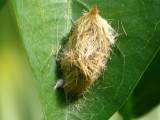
119,49,160,119
13,0,160,119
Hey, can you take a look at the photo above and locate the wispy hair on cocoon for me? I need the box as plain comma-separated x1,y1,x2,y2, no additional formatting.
60,5,117,101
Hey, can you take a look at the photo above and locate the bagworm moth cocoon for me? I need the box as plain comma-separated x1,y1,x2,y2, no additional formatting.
59,5,116,100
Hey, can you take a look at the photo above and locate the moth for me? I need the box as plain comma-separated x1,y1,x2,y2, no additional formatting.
54,5,116,101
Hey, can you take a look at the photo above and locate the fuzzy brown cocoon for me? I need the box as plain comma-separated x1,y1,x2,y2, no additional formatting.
60,5,116,101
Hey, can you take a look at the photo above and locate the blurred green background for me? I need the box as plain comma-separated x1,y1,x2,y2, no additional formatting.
0,0,43,120
0,0,159,120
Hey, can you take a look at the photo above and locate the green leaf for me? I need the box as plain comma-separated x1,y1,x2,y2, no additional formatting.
132,50,160,117
0,0,7,10
13,0,160,119
119,49,160,119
